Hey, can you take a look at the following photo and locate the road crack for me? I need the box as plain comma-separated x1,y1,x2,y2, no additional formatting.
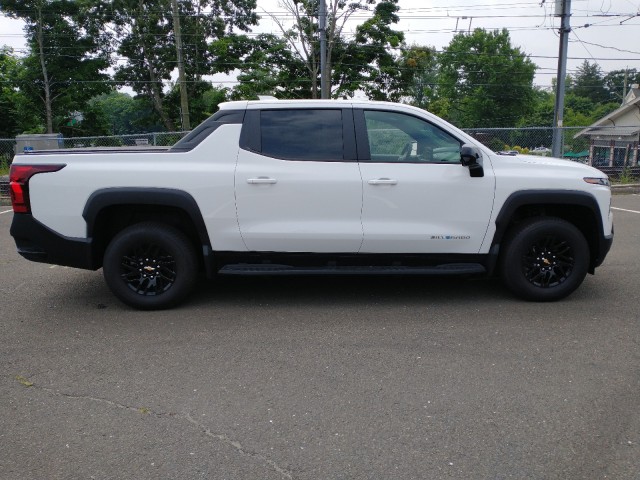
14,375,293,479
185,413,293,479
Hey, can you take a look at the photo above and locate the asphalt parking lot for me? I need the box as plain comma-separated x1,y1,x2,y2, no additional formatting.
1,195,639,480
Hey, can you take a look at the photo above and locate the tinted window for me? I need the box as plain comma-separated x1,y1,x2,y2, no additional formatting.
261,109,343,161
364,110,461,163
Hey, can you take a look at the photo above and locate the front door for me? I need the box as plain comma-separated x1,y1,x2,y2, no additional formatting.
356,109,495,254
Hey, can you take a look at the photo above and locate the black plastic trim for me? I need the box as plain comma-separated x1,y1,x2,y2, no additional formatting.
10,214,96,269
239,109,260,152
219,263,486,276
491,190,612,271
83,188,212,264
211,251,491,274
170,110,245,152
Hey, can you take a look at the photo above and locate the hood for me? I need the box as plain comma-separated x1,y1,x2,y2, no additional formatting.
493,153,607,177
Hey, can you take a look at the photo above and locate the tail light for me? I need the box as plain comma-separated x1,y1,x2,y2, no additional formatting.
10,164,66,214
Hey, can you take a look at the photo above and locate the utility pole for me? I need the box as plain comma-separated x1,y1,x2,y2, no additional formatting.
171,0,190,130
551,0,571,158
319,0,328,99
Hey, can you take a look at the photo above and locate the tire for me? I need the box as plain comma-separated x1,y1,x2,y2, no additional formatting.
499,217,589,302
103,222,198,310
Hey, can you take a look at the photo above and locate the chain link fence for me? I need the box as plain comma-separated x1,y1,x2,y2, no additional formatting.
1,126,638,202
0,139,16,199
463,126,589,159
60,131,189,149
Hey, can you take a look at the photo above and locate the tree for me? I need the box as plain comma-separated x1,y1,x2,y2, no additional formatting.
111,0,257,131
268,0,403,99
0,0,111,133
437,28,537,128
394,45,438,109
603,68,640,104
570,60,609,104
166,81,228,125
333,0,404,100
517,88,554,128
0,46,25,137
230,34,310,99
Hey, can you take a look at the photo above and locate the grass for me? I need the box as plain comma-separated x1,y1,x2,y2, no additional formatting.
617,167,639,185
0,156,10,176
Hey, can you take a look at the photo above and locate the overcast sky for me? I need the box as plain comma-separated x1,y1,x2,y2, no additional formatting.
1,0,638,90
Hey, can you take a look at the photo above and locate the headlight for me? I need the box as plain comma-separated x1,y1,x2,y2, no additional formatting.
584,177,610,187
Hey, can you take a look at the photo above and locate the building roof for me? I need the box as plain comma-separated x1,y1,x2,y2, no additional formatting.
574,91,640,139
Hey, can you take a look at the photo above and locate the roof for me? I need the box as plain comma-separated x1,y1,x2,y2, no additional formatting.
580,126,640,137
574,94,640,139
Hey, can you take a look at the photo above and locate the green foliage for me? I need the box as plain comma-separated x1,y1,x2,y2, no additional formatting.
617,166,638,184
396,45,438,110
111,0,257,130
0,153,11,175
166,81,229,126
437,28,537,128
334,0,405,100
0,0,636,137
265,0,404,99
604,68,640,103
0,46,23,137
570,61,609,104
0,0,111,133
230,34,308,99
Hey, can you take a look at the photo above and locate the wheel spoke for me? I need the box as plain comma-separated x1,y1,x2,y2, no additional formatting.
118,242,176,296
522,233,575,288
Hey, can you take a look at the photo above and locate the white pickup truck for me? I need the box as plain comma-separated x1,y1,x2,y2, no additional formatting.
9,99,613,309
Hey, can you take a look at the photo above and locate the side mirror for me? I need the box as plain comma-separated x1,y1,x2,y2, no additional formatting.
460,144,484,178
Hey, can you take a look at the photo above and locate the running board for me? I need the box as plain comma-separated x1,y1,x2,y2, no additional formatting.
218,263,486,276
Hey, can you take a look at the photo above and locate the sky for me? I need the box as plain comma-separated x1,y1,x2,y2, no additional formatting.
0,0,639,91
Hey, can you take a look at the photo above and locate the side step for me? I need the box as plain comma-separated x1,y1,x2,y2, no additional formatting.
218,263,486,276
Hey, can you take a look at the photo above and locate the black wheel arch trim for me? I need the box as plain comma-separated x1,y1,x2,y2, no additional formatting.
83,187,212,265
490,189,611,272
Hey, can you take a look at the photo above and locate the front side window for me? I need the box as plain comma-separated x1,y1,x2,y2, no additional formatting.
363,110,462,163
261,109,344,161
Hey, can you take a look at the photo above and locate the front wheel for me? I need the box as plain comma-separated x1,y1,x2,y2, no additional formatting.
103,222,198,310
500,218,589,301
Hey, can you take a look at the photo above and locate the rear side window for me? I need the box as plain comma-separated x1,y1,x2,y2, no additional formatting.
260,109,343,161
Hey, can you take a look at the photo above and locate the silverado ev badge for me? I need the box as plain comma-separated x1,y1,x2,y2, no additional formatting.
430,235,472,240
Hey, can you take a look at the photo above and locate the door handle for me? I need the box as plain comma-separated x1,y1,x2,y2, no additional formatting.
247,177,277,185
368,178,398,185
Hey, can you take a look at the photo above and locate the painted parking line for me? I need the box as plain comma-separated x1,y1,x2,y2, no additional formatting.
612,207,640,214
0,209,13,215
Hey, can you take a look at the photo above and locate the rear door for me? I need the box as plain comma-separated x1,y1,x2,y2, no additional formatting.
235,107,364,252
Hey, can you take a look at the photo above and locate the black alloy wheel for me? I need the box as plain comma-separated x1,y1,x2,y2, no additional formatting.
120,242,177,296
500,217,589,301
522,234,575,288
103,222,198,310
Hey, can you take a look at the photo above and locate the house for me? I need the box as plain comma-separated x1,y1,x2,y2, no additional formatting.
575,84,640,167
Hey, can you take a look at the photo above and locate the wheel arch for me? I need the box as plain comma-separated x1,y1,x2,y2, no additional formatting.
491,190,605,274
83,188,212,271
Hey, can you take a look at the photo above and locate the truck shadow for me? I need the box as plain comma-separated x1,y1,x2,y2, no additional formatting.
189,274,512,308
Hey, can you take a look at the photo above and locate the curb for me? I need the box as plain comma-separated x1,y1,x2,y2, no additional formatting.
611,184,640,195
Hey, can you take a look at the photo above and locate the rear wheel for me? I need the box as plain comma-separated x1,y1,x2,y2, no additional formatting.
103,222,198,310
500,217,589,301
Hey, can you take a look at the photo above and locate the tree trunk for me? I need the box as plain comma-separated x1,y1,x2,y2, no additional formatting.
171,0,190,130
138,0,175,131
146,62,175,131
36,4,53,133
